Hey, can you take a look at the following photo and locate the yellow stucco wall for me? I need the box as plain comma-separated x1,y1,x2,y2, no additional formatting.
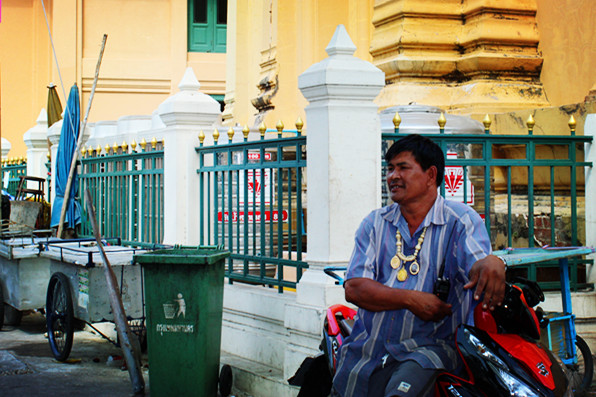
1,0,226,157
1,0,595,157
0,0,52,157
226,0,596,128
536,0,596,107
224,0,374,129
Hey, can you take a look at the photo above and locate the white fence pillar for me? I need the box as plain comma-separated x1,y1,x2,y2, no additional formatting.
584,113,596,283
283,25,385,377
23,109,50,197
159,67,221,245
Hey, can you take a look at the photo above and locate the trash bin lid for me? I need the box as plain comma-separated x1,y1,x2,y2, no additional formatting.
133,247,230,266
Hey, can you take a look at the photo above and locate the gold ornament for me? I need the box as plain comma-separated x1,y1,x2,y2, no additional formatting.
391,226,427,281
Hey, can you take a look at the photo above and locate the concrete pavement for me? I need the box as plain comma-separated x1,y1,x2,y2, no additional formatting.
0,311,147,396
0,311,256,397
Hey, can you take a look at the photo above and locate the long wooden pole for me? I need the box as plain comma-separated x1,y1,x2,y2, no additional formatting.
85,188,145,395
57,34,107,238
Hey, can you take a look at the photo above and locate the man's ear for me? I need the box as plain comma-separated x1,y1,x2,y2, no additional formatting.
427,166,438,186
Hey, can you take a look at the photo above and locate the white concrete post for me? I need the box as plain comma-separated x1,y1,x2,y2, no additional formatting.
283,25,385,377
159,67,221,245
1,138,11,159
23,110,51,193
584,113,596,283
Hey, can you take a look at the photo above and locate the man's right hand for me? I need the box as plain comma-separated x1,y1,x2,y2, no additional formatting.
345,278,452,322
407,291,452,322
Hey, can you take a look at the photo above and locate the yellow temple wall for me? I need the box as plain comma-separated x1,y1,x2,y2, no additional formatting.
225,0,375,129
536,0,596,107
1,0,595,157
1,0,226,157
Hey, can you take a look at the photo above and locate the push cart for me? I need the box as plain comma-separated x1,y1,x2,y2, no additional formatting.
40,239,148,361
494,246,595,396
0,235,52,330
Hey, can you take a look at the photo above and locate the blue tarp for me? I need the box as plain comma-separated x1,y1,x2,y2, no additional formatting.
50,84,81,228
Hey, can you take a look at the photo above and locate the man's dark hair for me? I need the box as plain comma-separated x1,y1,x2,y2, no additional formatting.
385,134,445,187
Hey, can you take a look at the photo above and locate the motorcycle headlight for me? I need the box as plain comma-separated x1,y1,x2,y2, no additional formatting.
495,367,540,397
469,333,507,370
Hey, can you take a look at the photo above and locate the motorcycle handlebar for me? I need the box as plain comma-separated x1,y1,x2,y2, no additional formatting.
324,266,348,286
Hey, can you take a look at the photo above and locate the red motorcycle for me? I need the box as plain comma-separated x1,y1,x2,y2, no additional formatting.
290,267,576,397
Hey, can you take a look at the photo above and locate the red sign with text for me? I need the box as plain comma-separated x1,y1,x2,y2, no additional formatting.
218,210,289,223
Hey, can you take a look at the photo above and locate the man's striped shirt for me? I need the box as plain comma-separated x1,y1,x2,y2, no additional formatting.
333,195,491,397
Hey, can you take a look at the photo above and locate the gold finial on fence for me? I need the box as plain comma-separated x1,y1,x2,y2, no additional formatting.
568,115,576,135
295,117,304,135
198,130,205,145
438,113,447,132
482,114,491,134
393,112,402,130
121,141,128,152
526,114,535,134
105,144,111,154
81,147,87,157
227,127,235,142
140,138,147,151
213,128,220,144
21,157,26,164
131,140,137,152
242,125,250,141
150,137,157,149
112,142,119,154
47,152,51,160
87,146,93,157
276,120,284,137
258,122,266,139
162,138,165,147
96,145,102,155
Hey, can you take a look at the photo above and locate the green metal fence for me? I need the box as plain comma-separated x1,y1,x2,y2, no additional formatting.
196,125,308,292
383,114,593,291
78,142,164,246
1,160,27,197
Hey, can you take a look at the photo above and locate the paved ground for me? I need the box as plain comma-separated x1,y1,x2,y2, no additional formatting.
0,311,148,396
0,311,252,397
1,311,594,397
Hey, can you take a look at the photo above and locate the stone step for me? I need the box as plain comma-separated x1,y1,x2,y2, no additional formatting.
220,353,300,397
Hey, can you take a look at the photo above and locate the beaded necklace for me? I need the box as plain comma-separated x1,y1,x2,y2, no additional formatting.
390,226,427,282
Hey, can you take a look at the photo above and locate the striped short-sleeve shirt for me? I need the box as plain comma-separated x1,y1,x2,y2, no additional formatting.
333,195,491,397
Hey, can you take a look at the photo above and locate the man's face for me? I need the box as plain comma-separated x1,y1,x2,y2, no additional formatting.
386,151,437,205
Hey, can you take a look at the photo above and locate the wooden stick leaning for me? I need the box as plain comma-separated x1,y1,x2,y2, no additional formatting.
57,34,107,238
84,188,145,395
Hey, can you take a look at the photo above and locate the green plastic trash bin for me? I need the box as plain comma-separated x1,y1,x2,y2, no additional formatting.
134,247,229,397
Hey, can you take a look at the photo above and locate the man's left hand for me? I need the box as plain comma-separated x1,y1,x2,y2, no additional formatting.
464,255,506,310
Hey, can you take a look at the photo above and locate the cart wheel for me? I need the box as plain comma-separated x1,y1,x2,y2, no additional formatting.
219,364,233,397
567,335,594,396
0,283,4,330
46,272,74,361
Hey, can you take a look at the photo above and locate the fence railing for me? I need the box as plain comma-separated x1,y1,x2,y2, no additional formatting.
1,159,27,197
196,124,308,292
383,114,593,291
78,141,164,246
